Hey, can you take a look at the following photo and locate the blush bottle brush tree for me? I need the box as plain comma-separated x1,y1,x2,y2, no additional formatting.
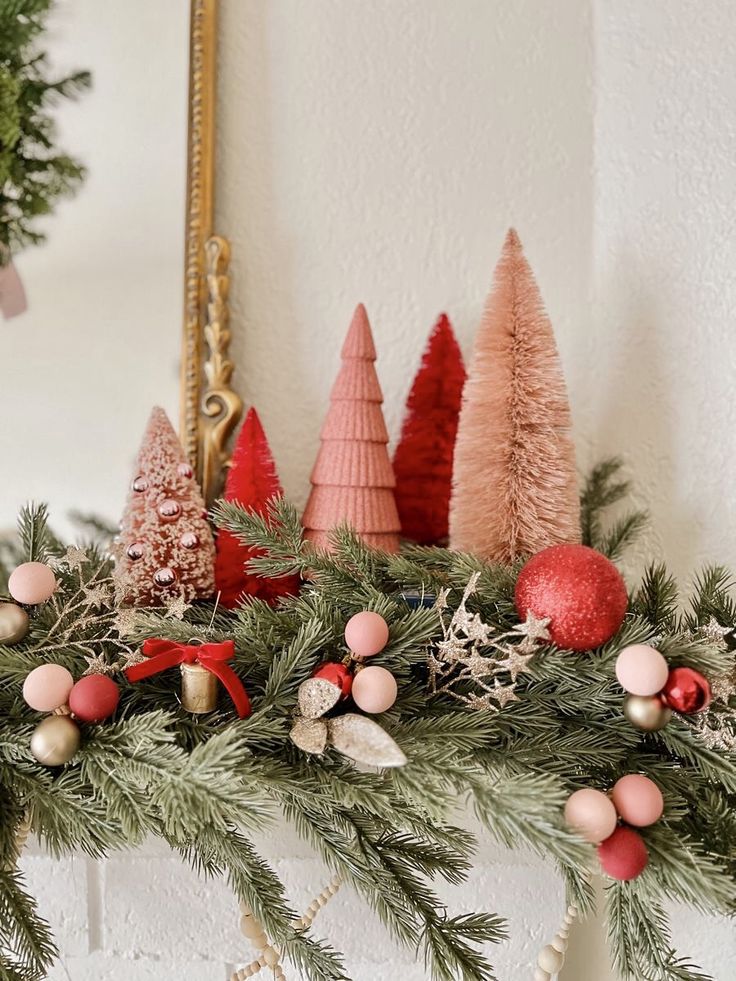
214,407,300,607
116,407,216,605
393,313,466,545
302,304,401,552
450,229,580,562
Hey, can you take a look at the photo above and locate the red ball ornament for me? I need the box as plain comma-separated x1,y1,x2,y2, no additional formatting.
597,826,649,881
661,667,712,714
312,661,352,699
514,544,628,651
69,675,120,723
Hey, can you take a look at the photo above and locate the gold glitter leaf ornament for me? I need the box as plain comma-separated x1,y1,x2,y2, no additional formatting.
298,677,343,719
328,714,407,768
290,717,329,755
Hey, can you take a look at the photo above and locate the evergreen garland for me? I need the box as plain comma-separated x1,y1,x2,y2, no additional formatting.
0,0,90,261
0,462,734,981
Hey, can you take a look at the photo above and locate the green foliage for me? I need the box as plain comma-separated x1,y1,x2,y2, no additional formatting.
1,474,735,979
0,0,90,259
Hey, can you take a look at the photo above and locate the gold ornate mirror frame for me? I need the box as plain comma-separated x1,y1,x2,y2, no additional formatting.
180,0,243,505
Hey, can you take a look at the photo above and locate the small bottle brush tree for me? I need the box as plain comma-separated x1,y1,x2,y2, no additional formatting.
214,407,300,607
302,304,401,552
450,229,580,562
393,313,466,545
116,407,215,605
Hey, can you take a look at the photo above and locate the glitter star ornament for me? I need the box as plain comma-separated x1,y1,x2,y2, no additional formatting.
115,408,215,606
430,573,538,707
58,545,88,572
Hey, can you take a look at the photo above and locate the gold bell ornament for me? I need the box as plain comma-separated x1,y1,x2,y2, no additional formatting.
125,638,252,718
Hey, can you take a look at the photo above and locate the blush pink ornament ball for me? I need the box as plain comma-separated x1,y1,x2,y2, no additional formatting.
615,644,669,696
612,774,664,827
352,665,398,714
23,664,74,712
563,788,618,844
344,611,389,658
9,562,57,605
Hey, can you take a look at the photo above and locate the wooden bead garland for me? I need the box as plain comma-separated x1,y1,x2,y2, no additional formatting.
534,903,578,979
230,875,342,981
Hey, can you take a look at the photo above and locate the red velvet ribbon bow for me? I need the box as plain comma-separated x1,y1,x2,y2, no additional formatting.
126,638,252,719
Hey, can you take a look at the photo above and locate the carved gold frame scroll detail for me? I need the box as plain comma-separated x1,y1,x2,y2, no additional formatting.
180,0,243,504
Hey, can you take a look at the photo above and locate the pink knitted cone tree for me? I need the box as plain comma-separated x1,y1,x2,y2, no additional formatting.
450,229,580,562
303,304,401,552
117,407,216,605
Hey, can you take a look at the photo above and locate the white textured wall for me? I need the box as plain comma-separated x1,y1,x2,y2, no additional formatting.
7,1,736,979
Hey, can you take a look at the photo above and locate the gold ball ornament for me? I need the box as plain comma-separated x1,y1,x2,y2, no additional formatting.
30,715,81,766
0,602,29,644
623,693,672,731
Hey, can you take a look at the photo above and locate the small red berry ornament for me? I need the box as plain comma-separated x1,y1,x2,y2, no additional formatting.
661,667,712,714
515,544,627,651
597,826,649,881
312,662,353,700
69,675,120,723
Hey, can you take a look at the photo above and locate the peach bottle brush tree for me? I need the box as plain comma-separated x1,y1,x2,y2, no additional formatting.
450,228,580,562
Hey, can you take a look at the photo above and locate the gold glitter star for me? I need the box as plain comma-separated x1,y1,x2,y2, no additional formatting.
113,608,139,636
119,648,147,671
164,593,191,620
84,583,112,608
700,617,731,650
83,654,117,677
490,681,519,708
495,648,536,682
513,611,551,647
59,545,88,571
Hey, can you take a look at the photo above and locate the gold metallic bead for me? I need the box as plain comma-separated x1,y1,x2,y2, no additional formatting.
30,715,81,766
623,693,672,731
0,602,29,645
180,662,218,713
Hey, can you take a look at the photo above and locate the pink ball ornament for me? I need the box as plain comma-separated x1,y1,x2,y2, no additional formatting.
597,826,649,881
69,675,120,723
611,774,664,828
9,562,57,605
344,611,389,658
352,665,398,714
615,644,669,696
563,788,618,844
23,664,74,712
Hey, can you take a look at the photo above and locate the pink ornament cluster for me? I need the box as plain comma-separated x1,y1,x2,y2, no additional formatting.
23,663,120,765
615,643,712,720
312,611,399,716
564,774,664,881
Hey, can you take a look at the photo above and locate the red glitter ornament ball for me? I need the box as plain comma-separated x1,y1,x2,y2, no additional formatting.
514,544,628,651
661,667,712,714
597,826,649,881
68,675,120,723
312,661,353,700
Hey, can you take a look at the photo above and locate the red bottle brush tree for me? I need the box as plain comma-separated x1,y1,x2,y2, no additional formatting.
214,407,300,607
450,229,580,562
116,407,216,605
303,304,401,553
393,313,466,545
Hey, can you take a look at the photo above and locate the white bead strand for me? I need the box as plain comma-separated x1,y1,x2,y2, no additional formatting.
534,903,578,979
